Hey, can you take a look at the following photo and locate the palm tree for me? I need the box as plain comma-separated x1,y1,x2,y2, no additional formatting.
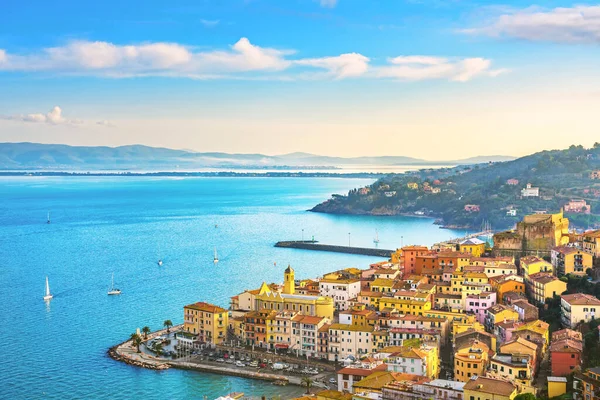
301,377,313,394
142,326,151,339
163,320,173,333
154,342,164,356
130,333,143,353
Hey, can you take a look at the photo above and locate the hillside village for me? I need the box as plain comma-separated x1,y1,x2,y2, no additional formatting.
159,212,600,400
312,144,600,231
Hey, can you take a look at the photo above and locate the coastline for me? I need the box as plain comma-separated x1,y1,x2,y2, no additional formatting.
108,326,330,390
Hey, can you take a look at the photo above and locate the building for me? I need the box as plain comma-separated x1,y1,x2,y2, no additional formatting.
564,198,591,214
547,376,568,399
527,272,567,305
583,230,600,257
481,263,518,278
466,292,497,325
591,170,600,180
383,379,465,400
402,246,429,276
319,277,362,311
183,301,229,345
575,367,600,400
511,299,539,322
561,293,600,328
491,275,525,303
407,182,419,190
552,246,593,276
459,238,486,257
337,363,387,392
513,319,550,352
464,204,480,212
290,314,329,357
488,353,534,394
254,267,335,320
463,376,517,400
506,179,519,186
521,183,540,197
500,338,538,372
386,344,439,379
328,324,376,362
454,340,492,382
266,310,296,350
550,338,583,376
485,304,520,332
520,256,553,282
493,211,570,255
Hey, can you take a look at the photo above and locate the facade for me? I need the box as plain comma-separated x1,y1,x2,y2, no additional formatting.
463,376,517,400
488,353,534,394
506,179,519,185
402,246,429,276
493,211,570,254
485,304,520,332
464,204,480,212
386,345,439,379
550,338,583,376
520,256,553,282
466,292,497,325
521,183,540,197
183,301,229,345
551,246,593,276
512,299,539,322
454,340,491,382
547,377,568,398
564,198,591,214
290,314,329,357
527,272,567,305
583,230,600,257
319,277,361,311
328,323,376,362
337,364,387,392
575,367,600,400
561,293,600,328
459,238,486,257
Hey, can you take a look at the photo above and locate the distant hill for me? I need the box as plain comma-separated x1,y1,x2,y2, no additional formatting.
0,142,514,170
311,144,600,230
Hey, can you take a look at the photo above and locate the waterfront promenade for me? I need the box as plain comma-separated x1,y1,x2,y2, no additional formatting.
275,240,393,257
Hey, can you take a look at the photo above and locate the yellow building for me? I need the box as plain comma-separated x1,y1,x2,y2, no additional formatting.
583,230,600,257
183,301,229,345
488,353,534,394
515,319,550,351
463,376,517,400
454,340,492,382
528,272,567,305
265,310,297,349
371,278,395,293
520,256,553,282
387,344,439,379
255,266,334,320
378,296,431,316
407,182,419,190
561,293,600,328
551,246,593,276
547,377,567,398
485,304,520,331
453,320,485,336
459,238,486,257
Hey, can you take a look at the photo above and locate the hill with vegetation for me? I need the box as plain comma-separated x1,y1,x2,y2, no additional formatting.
311,144,600,230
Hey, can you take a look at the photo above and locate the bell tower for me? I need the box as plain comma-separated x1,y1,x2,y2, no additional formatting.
283,265,295,295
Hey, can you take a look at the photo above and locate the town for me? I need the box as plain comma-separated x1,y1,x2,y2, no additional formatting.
117,210,600,400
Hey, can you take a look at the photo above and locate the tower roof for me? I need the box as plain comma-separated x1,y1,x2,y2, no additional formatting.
285,264,294,273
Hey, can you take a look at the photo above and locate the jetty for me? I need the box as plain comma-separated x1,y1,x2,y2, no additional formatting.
275,241,393,257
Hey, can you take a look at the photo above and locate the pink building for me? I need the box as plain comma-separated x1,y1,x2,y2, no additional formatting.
506,179,520,185
564,199,591,214
464,204,480,212
466,292,497,324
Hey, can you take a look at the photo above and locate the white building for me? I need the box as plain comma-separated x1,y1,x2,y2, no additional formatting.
328,323,375,362
290,315,329,358
319,278,361,311
521,183,540,197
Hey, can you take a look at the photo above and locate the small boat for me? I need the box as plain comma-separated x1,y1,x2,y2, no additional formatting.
373,229,380,244
47,211,51,224
43,276,53,301
157,259,163,266
157,244,163,266
108,273,121,295
213,247,219,264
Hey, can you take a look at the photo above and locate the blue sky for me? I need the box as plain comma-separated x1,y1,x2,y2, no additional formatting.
1,0,599,159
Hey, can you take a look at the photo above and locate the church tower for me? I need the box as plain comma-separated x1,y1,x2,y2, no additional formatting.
283,265,295,295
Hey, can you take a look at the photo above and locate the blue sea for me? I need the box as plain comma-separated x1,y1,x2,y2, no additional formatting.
0,176,468,399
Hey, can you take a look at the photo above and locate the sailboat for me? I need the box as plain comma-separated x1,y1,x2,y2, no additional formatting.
373,229,380,244
43,276,53,301
108,273,121,295
213,247,219,264
47,212,51,224
157,244,163,266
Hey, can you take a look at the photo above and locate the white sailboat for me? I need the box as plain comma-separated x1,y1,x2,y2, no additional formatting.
47,211,51,224
157,244,163,266
213,247,219,264
108,273,121,295
43,276,53,301
373,229,380,244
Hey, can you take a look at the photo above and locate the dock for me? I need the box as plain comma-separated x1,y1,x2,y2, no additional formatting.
274,241,393,258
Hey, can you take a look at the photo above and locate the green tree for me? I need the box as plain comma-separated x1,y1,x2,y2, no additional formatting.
514,394,539,400
163,320,173,333
301,377,313,394
130,333,143,353
142,326,151,339
154,342,164,355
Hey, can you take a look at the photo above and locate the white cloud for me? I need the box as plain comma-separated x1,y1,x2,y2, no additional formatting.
464,5,600,43
294,53,369,79
376,56,499,82
1,106,111,126
318,0,337,8
200,19,220,28
0,37,503,82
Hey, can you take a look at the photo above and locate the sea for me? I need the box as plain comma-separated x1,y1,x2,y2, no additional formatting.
0,176,469,400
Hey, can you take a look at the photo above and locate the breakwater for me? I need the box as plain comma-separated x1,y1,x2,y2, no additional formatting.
275,241,393,257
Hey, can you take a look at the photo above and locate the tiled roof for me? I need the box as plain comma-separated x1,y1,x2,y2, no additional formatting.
463,376,516,396
184,302,227,313
550,339,583,353
562,293,600,306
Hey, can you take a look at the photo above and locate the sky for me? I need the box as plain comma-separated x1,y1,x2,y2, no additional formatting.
1,0,599,160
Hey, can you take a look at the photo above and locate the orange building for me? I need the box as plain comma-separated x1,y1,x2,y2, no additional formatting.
414,251,471,275
490,275,526,304
244,310,272,347
402,245,429,275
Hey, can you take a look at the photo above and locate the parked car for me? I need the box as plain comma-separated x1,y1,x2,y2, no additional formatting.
225,359,234,364
216,358,225,363
329,378,336,384
235,361,245,367
259,363,266,369
249,360,258,367
272,363,284,370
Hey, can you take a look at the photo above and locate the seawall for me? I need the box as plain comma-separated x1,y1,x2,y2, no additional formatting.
275,241,393,257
